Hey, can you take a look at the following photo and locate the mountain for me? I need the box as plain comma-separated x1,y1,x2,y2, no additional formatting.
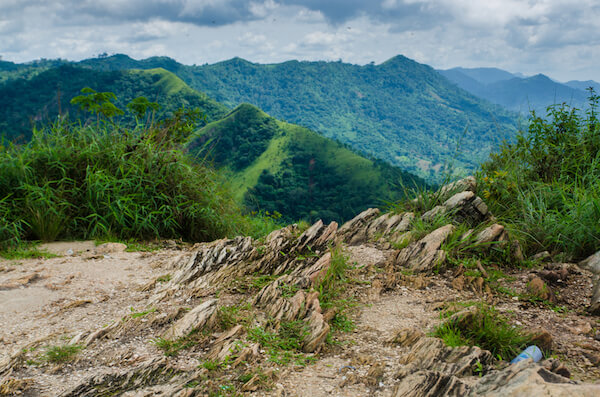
564,80,600,91
71,54,518,179
440,67,590,113
440,67,520,85
0,65,228,141
187,103,425,223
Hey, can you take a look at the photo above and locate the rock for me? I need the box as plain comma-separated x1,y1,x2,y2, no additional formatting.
398,337,493,378
392,371,469,397
532,251,552,262
439,176,477,196
363,362,385,387
572,322,593,336
94,242,127,254
542,358,571,378
475,224,505,245
0,378,33,395
60,358,182,396
394,224,455,273
467,359,600,396
539,268,569,285
528,329,553,352
388,327,424,347
163,299,217,340
421,191,489,225
0,273,40,290
579,250,600,274
578,251,600,314
338,208,381,245
527,276,557,303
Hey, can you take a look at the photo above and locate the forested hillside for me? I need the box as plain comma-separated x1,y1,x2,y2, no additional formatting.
69,54,518,179
188,103,425,223
0,65,228,141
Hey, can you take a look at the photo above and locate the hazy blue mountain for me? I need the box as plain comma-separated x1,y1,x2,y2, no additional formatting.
441,67,520,85
564,80,599,91
440,67,590,113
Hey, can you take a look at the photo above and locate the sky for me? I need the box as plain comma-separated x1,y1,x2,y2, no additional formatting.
1,0,599,82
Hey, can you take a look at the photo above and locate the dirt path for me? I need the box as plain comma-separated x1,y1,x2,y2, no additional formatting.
0,242,179,395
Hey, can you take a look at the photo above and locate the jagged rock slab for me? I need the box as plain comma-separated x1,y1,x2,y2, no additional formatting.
163,299,217,339
467,359,600,396
422,191,489,225
392,370,470,397
59,358,181,397
579,251,600,314
397,337,493,379
394,224,455,272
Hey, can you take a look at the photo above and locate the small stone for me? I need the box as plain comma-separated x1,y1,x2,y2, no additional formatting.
572,322,593,335
528,329,553,351
527,276,556,303
532,251,551,262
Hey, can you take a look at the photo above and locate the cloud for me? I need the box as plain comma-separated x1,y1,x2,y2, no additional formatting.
0,0,599,81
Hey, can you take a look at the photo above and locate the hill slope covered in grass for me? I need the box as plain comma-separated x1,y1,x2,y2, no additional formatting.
0,65,228,141
187,103,426,223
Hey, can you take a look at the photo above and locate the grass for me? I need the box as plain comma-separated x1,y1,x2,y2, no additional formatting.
248,320,315,366
433,302,534,361
129,307,156,319
216,303,253,331
479,90,600,260
0,100,284,250
151,337,195,357
0,244,58,260
43,344,82,363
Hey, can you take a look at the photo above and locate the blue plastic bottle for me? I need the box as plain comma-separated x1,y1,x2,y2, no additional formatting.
510,345,543,364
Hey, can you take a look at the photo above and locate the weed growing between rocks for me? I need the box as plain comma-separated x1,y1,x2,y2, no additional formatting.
248,320,315,366
42,344,83,364
434,302,534,361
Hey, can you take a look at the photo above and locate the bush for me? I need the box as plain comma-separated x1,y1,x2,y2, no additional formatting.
479,89,600,259
0,109,256,247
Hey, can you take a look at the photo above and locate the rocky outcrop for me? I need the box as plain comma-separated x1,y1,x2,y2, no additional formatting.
163,299,218,339
393,224,455,273
468,359,600,396
422,191,489,225
579,251,600,314
60,358,181,397
338,208,414,246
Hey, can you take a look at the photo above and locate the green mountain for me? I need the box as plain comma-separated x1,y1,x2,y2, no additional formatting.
69,54,518,179
0,65,228,141
187,103,425,223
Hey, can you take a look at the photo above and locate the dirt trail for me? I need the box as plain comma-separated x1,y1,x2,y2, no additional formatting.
1,229,600,396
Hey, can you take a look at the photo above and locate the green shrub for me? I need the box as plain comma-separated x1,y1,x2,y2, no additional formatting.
479,89,600,259
433,303,533,360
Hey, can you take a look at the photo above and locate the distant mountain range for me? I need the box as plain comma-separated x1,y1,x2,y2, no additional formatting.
438,67,598,114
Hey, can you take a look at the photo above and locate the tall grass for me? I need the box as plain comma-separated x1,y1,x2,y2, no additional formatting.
0,118,273,249
479,89,600,259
